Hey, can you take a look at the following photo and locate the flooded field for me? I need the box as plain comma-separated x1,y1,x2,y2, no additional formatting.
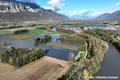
0,33,80,61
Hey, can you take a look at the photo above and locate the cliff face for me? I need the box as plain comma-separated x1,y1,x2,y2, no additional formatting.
0,1,68,21
0,1,37,13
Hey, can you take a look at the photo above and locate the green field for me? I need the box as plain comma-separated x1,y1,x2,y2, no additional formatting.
28,21,59,26
61,65,74,80
0,30,5,34
39,21,59,24
74,41,88,61
24,29,48,35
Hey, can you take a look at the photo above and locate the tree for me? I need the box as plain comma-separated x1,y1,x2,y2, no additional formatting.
9,57,13,64
68,52,75,61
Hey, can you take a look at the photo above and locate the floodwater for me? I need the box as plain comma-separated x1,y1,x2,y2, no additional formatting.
0,33,80,61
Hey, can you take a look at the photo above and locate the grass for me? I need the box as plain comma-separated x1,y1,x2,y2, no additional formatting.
24,29,48,35
74,41,88,61
61,65,74,80
0,30,5,34
27,21,59,26
6,35,33,40
37,21,60,25
46,42,79,51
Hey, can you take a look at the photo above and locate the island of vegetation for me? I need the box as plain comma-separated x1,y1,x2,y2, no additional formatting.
0,47,45,68
34,35,51,44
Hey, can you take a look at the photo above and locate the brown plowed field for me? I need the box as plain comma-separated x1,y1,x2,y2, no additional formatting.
0,56,71,80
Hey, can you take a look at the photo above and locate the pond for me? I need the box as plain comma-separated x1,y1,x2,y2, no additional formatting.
0,33,80,61
85,25,108,28
116,28,120,30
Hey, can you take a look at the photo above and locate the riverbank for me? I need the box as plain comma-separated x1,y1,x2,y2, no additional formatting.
93,44,120,80
65,37,108,80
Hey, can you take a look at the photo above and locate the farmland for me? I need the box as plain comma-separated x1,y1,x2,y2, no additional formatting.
0,56,71,80
6,35,33,40
0,30,5,34
24,29,48,35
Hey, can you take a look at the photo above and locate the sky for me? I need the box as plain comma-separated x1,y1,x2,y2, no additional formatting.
18,0,120,19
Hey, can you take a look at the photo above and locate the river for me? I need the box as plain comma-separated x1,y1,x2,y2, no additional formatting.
91,44,120,80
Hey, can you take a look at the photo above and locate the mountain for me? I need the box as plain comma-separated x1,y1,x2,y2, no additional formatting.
0,0,68,21
0,0,40,9
94,10,120,20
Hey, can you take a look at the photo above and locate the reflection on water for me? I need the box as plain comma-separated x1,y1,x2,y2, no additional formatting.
33,33,61,43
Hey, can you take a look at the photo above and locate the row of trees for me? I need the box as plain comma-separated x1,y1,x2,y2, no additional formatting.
14,29,29,34
34,35,51,44
1,47,45,67
0,26,22,30
83,29,120,52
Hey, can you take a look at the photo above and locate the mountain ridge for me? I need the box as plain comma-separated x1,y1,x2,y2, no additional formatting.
0,0,68,21
94,10,120,20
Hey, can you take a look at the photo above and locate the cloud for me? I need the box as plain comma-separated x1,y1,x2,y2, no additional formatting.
111,2,120,9
47,0,65,11
115,2,120,7
61,10,104,19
